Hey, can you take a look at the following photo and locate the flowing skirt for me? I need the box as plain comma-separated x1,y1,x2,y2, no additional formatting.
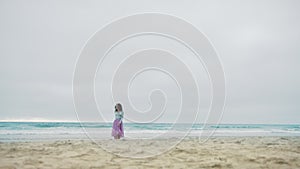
111,119,124,137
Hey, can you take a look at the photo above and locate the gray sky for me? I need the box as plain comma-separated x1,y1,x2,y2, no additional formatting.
0,0,300,124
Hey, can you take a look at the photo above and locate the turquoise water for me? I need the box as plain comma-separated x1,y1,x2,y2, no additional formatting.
0,122,300,142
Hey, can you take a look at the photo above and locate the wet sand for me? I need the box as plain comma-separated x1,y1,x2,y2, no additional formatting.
0,137,299,169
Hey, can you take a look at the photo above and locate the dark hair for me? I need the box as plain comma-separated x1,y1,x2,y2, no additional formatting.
115,103,123,112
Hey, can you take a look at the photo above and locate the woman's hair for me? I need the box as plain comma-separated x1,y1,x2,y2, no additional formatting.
115,103,123,112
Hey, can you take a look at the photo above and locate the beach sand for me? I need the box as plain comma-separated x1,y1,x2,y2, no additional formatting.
0,137,299,169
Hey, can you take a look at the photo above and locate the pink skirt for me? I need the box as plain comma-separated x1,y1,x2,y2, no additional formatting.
111,119,124,137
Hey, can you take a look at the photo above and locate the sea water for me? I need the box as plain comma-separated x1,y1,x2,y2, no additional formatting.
0,122,300,142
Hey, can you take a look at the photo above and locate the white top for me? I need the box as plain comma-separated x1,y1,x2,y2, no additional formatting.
115,111,124,120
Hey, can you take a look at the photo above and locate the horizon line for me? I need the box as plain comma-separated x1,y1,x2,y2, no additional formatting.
0,119,299,125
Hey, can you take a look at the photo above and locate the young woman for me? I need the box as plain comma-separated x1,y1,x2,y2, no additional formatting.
111,103,124,139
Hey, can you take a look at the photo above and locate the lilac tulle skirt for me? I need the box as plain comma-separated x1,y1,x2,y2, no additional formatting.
111,119,124,137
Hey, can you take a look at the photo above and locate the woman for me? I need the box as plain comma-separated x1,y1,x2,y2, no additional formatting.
111,103,124,139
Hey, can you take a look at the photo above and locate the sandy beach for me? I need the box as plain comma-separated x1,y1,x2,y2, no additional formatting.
0,137,299,169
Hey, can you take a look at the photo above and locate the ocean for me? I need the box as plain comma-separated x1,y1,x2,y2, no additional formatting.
0,122,300,142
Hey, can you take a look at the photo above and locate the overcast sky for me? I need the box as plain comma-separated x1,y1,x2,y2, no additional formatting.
1,0,299,124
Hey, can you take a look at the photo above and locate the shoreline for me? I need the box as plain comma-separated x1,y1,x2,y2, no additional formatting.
2,135,300,143
1,136,299,169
